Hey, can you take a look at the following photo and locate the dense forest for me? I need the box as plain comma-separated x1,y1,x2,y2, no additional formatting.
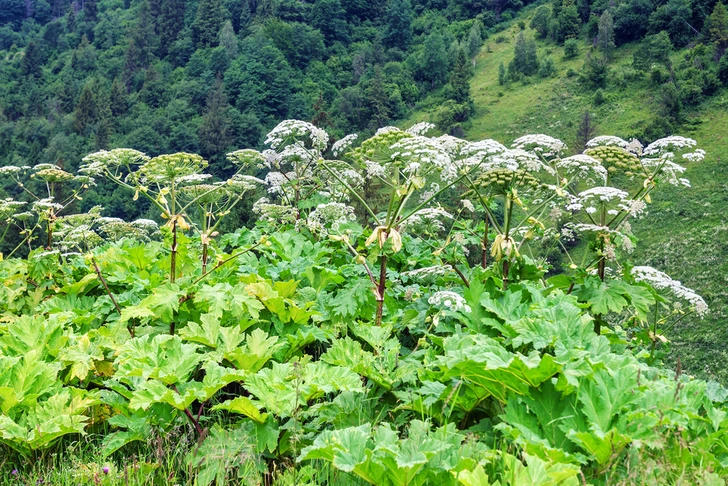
1,0,727,191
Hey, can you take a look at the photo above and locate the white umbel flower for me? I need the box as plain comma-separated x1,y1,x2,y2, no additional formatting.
428,290,472,313
586,136,629,149
631,266,708,316
511,134,567,157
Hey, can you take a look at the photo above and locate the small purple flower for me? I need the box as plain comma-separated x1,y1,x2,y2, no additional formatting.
102,467,109,475
11,470,18,476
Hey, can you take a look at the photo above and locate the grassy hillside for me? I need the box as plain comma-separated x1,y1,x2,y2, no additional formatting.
405,16,728,382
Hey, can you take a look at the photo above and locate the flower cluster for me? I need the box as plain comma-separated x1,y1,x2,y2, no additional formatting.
331,134,358,157
406,122,436,136
555,154,608,185
307,203,357,234
252,197,299,225
642,136,698,156
566,187,630,215
390,136,456,181
79,148,149,175
631,266,709,316
265,119,329,151
399,207,453,233
428,290,472,313
585,136,629,149
511,134,566,158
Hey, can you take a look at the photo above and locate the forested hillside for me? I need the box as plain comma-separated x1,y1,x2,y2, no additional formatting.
1,0,727,213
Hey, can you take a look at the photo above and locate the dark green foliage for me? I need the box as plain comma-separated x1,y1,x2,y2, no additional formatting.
597,10,615,59
563,38,579,59
509,31,539,76
718,52,728,82
447,48,473,106
193,0,226,48
633,31,673,71
555,4,581,44
648,0,695,48
538,55,555,77
309,0,349,44
467,20,483,58
706,1,728,51
582,52,608,87
531,5,551,39
658,81,683,121
383,0,413,49
498,61,507,85
614,0,653,45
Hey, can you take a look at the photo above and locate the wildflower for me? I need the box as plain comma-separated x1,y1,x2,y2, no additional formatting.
0,165,23,175
585,135,629,148
489,149,555,175
331,134,358,157
307,203,356,234
555,154,607,184
265,119,329,151
511,134,567,158
461,199,475,212
428,290,472,313
399,207,453,233
406,122,436,136
390,136,457,181
566,186,630,213
631,266,708,316
102,467,109,475
226,149,266,169
642,136,697,156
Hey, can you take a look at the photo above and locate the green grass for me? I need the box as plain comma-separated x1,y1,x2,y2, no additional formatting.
404,21,728,383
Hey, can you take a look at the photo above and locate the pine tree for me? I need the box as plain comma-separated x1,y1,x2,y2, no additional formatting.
422,31,449,87
366,66,390,129
597,10,615,59
21,41,44,77
219,20,238,58
708,1,728,53
95,85,113,149
383,0,413,49
239,0,252,36
311,92,331,129
467,21,483,60
159,0,185,56
509,32,539,76
498,61,507,85
575,110,596,151
193,0,225,48
198,79,233,162
448,48,473,106
73,79,98,135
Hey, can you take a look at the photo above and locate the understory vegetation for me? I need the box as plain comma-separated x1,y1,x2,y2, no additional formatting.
1,121,727,484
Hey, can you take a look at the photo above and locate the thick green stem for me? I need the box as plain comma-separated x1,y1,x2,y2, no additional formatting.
375,254,387,326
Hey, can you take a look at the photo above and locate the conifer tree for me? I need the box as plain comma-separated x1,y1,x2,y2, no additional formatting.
509,32,539,76
448,48,473,106
198,79,233,163
708,1,728,53
366,66,390,129
467,21,483,60
219,20,238,58
575,110,596,151
383,0,413,49
73,79,98,135
597,10,615,59
193,0,225,48
159,0,185,56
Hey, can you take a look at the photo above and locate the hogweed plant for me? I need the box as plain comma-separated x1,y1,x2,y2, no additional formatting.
0,163,96,257
80,149,264,284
